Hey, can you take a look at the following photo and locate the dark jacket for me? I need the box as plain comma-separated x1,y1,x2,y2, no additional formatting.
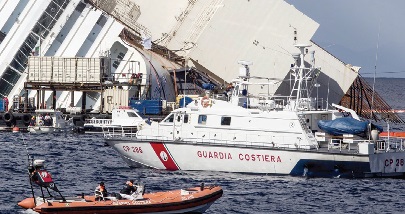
120,184,137,195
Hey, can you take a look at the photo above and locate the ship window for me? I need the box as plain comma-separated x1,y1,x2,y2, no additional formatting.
127,112,137,117
198,115,207,125
177,115,181,122
221,117,231,126
184,114,189,123
163,114,174,123
113,52,126,69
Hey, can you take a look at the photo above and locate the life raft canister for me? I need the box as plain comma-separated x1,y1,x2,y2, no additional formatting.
201,96,210,108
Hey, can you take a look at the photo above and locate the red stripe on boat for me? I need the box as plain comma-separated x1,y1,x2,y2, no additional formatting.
150,142,179,170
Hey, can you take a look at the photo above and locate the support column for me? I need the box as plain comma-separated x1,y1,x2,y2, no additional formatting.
41,90,45,109
70,91,74,107
82,92,86,114
52,89,56,110
36,90,40,109
100,89,104,113
24,89,28,113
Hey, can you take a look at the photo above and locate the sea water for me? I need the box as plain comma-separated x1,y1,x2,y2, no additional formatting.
2,78,405,214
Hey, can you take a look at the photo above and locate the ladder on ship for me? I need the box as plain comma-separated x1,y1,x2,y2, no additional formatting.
298,115,318,148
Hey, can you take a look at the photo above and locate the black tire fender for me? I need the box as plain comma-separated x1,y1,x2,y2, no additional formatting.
22,114,31,124
3,112,14,123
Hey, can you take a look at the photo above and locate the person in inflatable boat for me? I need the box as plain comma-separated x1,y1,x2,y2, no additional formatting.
120,180,137,199
95,182,108,200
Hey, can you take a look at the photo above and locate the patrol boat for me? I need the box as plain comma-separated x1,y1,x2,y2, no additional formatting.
18,158,223,214
83,107,145,134
104,45,405,178
28,109,74,134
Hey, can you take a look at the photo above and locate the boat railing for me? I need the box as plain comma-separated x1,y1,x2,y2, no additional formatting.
104,127,405,154
256,95,288,111
328,137,405,153
103,126,138,138
125,128,317,150
377,137,405,151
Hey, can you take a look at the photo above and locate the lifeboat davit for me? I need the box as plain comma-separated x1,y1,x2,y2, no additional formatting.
18,185,223,214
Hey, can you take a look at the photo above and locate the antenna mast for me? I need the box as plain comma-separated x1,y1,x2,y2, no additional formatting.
371,19,381,120
290,44,312,110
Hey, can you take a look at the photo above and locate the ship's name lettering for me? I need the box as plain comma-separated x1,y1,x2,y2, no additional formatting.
197,151,232,159
196,150,282,162
122,146,143,154
385,158,404,167
239,153,281,162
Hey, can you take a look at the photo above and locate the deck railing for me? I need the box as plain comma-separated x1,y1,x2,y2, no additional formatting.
104,127,405,155
328,137,405,153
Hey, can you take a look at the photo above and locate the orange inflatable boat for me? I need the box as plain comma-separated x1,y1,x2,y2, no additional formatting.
18,185,223,214
18,158,222,213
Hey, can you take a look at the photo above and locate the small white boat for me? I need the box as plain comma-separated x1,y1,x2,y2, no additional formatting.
28,109,74,134
84,107,145,134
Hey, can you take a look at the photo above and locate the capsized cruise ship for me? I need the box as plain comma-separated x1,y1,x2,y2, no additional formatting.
0,0,400,122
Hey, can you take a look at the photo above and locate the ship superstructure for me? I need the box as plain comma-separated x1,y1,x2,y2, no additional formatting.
0,0,177,112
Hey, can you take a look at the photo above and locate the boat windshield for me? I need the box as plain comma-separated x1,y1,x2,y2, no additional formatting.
163,114,174,123
127,112,139,118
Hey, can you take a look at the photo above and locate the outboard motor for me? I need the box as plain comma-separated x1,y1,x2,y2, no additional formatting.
29,160,56,189
28,158,65,202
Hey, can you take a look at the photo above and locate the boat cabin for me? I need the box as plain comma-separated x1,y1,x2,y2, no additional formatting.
111,106,144,127
31,109,65,127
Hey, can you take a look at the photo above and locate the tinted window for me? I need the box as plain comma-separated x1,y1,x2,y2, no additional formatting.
127,112,137,117
221,117,231,125
184,114,189,123
198,115,207,125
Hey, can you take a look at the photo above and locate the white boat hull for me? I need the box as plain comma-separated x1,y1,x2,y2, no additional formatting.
28,126,72,134
106,139,405,178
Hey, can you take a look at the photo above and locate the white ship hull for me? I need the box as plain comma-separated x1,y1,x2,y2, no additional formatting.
105,139,405,178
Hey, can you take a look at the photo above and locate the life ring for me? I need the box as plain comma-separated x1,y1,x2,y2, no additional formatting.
3,112,14,123
201,96,210,108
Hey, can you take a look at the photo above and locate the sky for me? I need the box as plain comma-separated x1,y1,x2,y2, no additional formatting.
286,0,405,78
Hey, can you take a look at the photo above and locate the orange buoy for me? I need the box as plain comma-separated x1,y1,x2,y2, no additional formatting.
12,126,20,133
